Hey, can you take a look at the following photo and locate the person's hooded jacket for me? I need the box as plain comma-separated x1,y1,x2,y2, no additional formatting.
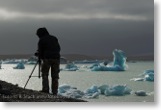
36,28,61,59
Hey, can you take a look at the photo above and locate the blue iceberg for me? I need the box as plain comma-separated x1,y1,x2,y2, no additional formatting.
27,56,37,65
58,84,84,99
58,84,132,99
84,86,100,99
26,61,37,65
62,62,79,71
91,49,127,71
144,70,154,81
3,59,26,64
98,84,131,96
13,62,25,69
131,69,154,82
144,69,154,75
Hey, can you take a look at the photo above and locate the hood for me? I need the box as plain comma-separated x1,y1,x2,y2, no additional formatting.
36,27,49,38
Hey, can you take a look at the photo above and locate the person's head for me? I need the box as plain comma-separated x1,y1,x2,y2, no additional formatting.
36,27,49,38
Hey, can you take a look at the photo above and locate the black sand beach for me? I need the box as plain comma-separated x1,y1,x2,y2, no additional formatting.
0,80,86,102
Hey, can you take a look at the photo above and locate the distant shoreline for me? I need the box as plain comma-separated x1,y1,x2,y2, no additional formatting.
0,54,154,61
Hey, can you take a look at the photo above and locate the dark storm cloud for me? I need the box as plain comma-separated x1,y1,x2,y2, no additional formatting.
0,0,153,20
0,0,153,14
0,0,154,56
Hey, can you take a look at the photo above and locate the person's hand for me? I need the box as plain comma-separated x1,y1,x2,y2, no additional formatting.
38,59,41,64
34,52,39,57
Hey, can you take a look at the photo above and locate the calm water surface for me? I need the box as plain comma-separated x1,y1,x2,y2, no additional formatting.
0,61,154,102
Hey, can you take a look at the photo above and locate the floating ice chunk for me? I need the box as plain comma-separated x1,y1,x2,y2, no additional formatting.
131,69,154,82
58,84,131,99
59,85,101,99
84,86,99,94
3,59,26,64
62,62,79,71
147,91,154,96
58,84,84,99
84,92,100,99
106,85,131,96
123,85,132,94
135,90,147,96
84,86,100,98
91,49,128,71
144,70,154,75
130,78,145,81
145,74,154,81
98,85,109,94
61,89,84,99
144,69,154,81
89,63,101,70
99,84,131,96
58,84,71,93
91,65,107,71
13,62,25,69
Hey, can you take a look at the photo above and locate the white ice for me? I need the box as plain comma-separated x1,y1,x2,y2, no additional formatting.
58,84,84,98
61,62,79,71
131,69,154,82
58,84,132,99
98,84,132,96
13,62,25,69
90,49,128,71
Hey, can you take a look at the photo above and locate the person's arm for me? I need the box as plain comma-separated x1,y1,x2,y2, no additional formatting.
55,37,61,52
38,39,44,59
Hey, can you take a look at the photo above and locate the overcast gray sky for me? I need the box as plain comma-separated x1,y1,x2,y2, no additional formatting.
0,0,154,56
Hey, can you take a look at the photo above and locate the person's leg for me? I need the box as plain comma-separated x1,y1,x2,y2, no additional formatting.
41,59,50,93
51,59,60,95
51,78,59,95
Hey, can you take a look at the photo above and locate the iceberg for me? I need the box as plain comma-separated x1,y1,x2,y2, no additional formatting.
58,84,84,99
3,59,26,64
91,49,127,71
144,69,154,75
58,84,131,99
145,74,154,82
62,62,79,71
131,69,154,82
84,86,100,98
26,56,38,65
13,62,25,69
26,61,37,65
99,84,131,96
144,70,154,81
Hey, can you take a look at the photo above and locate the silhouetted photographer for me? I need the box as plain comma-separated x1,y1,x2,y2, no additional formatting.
36,27,61,95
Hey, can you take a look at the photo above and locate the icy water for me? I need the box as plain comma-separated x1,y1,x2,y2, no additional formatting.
0,61,154,102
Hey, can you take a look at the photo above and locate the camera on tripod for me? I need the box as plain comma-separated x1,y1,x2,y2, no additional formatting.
34,52,41,64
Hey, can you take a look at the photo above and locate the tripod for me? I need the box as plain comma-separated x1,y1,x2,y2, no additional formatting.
24,60,41,89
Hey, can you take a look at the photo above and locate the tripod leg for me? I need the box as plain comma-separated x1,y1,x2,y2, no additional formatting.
38,60,41,78
24,62,38,89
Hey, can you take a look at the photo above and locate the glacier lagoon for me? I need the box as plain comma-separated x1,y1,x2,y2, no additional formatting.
0,61,154,102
